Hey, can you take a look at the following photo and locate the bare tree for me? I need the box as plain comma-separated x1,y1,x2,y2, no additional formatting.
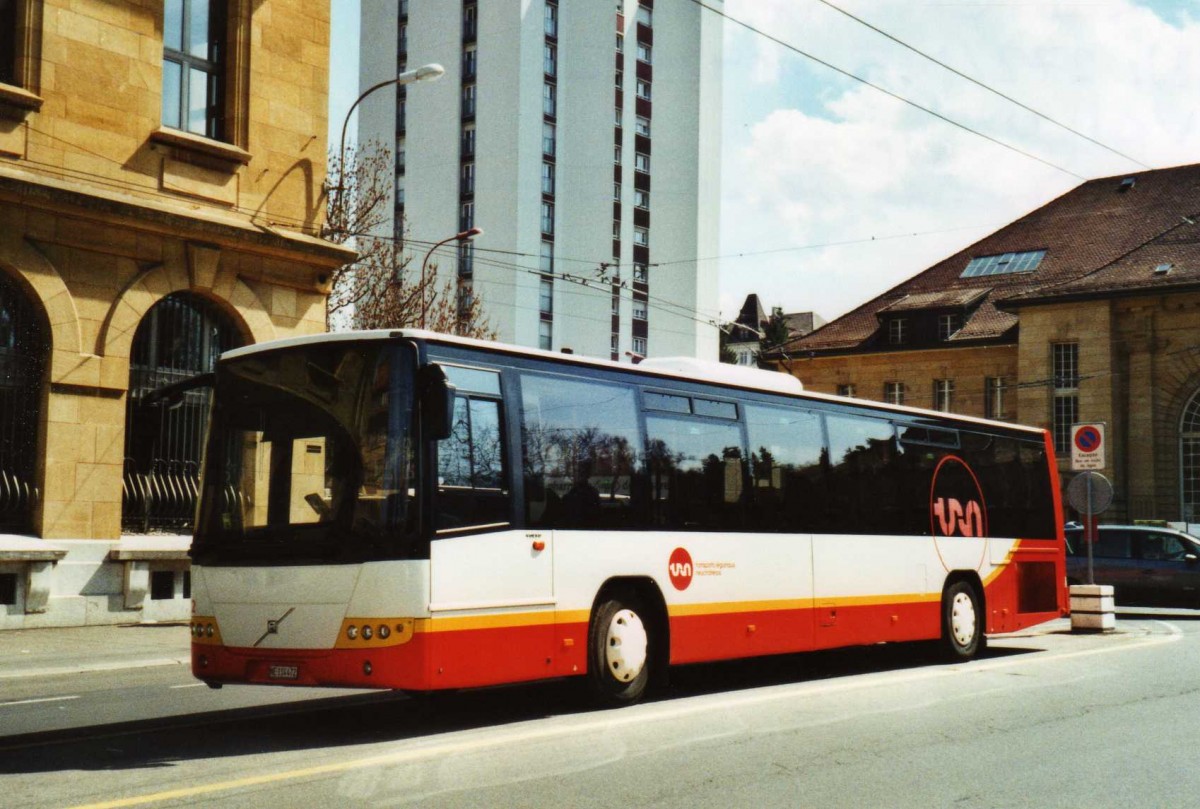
323,140,495,337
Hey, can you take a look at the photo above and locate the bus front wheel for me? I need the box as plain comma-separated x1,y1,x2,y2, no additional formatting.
941,580,983,661
587,596,652,706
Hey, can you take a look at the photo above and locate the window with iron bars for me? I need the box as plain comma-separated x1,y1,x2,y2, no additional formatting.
122,293,241,533
0,271,45,534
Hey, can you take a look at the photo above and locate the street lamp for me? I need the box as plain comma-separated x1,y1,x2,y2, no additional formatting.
332,63,445,223
421,227,483,329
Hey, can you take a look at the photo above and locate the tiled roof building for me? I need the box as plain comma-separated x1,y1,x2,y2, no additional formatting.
765,162,1200,524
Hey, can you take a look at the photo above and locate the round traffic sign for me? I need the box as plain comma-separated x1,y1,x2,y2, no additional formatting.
1066,471,1114,514
1074,425,1102,453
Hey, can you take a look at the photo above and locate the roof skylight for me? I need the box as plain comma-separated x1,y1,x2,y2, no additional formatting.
961,250,1046,278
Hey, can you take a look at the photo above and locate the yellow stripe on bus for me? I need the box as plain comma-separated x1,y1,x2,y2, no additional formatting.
412,592,955,634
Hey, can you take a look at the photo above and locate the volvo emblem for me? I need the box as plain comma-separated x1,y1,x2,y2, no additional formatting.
253,607,295,647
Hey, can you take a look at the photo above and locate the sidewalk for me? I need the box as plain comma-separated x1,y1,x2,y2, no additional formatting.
0,623,191,680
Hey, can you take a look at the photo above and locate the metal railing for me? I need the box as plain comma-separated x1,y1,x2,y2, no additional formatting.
122,458,200,534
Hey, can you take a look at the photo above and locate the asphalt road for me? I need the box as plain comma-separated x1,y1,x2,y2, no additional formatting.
2,612,1198,808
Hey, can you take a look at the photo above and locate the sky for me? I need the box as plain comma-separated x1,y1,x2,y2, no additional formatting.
329,0,1200,328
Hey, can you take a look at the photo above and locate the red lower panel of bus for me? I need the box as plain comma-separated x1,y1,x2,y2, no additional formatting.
194,557,1064,691
193,638,433,691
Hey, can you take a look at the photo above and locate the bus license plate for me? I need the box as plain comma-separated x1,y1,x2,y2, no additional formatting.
268,664,299,680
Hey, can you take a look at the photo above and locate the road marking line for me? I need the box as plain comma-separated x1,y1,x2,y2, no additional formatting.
168,683,205,690
0,695,81,708
68,626,1180,809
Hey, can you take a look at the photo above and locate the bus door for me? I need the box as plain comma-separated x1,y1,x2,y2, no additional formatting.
427,367,555,687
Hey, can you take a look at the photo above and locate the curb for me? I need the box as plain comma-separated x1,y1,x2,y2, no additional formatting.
0,656,191,680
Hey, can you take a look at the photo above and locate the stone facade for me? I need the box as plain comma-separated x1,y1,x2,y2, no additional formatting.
1013,293,1200,522
784,344,1018,417
0,0,351,628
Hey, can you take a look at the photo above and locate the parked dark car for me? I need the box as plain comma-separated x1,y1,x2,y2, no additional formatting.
1066,525,1200,607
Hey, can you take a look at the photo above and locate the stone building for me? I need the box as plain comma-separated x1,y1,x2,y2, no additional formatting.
766,163,1200,525
0,0,351,628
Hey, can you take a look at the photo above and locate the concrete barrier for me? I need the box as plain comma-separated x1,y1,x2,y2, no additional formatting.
1070,584,1116,632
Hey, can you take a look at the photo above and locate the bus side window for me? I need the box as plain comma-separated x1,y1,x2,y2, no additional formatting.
645,413,746,531
744,403,827,532
956,432,1057,540
520,374,641,529
435,395,508,530
825,414,900,535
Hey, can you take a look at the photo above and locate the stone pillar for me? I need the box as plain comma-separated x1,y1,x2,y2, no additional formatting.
1070,584,1115,632
40,385,127,540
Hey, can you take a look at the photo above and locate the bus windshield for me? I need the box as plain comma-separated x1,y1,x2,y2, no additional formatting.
192,340,417,563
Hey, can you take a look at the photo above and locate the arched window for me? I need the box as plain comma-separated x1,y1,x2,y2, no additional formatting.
0,274,46,533
122,293,242,533
1183,390,1200,523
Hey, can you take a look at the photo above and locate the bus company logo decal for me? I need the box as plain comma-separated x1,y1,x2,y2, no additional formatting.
930,455,988,539
668,547,693,590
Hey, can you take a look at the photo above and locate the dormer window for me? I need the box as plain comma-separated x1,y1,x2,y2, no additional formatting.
888,317,908,345
961,250,1045,278
937,314,960,341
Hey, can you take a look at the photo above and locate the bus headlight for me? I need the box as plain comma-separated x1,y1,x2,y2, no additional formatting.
347,625,358,640
378,624,390,640
362,625,373,640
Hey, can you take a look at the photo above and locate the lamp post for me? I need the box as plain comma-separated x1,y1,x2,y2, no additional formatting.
421,227,483,329
332,63,444,224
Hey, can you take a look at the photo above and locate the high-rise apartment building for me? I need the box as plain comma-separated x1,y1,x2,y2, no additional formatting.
359,0,722,360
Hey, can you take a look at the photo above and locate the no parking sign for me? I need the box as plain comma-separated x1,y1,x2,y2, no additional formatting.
1071,423,1105,471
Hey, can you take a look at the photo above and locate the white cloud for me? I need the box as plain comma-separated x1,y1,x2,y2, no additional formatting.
719,0,1200,322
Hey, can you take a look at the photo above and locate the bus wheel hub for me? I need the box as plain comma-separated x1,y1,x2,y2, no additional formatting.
605,608,648,682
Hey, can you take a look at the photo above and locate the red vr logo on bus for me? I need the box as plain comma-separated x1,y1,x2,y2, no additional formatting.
930,455,988,538
669,547,693,590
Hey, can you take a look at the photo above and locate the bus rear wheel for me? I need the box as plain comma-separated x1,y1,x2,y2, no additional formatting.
940,580,983,661
587,596,652,707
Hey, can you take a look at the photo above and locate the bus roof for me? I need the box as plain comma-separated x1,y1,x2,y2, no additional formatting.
219,329,1046,436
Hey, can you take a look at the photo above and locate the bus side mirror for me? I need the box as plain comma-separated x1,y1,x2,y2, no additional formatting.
417,364,456,441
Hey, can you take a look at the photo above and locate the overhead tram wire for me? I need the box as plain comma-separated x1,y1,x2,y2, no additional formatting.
683,0,1088,181
346,240,729,333
411,248,729,331
652,222,1000,267
813,0,1152,170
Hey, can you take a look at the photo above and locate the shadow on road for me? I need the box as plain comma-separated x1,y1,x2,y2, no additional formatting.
0,640,1038,776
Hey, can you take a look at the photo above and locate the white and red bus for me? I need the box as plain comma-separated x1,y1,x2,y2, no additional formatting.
188,331,1067,704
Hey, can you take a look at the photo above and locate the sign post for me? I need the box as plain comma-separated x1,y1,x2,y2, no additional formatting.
1065,470,1115,633
1066,471,1113,584
1069,423,1108,583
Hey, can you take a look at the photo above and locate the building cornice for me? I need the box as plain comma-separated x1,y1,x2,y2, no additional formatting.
0,164,355,269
